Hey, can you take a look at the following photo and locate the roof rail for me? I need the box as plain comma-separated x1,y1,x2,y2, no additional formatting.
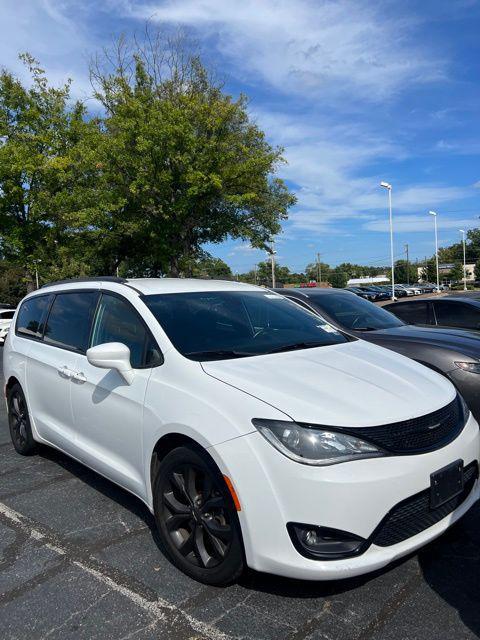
41,276,128,289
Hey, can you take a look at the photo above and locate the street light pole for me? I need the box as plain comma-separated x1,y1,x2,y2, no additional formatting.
380,182,395,300
429,211,440,292
32,259,42,290
460,229,467,291
404,243,409,285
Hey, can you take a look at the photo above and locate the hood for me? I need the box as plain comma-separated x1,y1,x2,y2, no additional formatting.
201,340,455,427
360,325,480,356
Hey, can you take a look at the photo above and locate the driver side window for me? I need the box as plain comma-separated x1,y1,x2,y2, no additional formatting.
90,294,161,368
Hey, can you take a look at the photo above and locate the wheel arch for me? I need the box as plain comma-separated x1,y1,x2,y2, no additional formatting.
149,433,217,497
5,375,21,395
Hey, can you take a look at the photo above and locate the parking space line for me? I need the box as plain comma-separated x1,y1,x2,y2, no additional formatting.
0,502,231,640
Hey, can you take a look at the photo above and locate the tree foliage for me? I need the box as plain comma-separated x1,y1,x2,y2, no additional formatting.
0,54,98,290
394,259,417,284
0,34,295,289
88,33,295,276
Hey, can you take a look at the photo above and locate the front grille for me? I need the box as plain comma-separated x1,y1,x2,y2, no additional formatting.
372,461,478,547
341,396,464,454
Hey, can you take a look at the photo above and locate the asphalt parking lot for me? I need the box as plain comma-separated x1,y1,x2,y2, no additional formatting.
1,351,480,639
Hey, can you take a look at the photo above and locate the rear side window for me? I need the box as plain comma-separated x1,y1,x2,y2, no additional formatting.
387,301,429,324
44,292,98,352
90,293,161,368
16,295,52,339
434,301,480,329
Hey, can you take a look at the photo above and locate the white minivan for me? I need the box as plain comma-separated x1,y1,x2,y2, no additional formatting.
3,277,479,585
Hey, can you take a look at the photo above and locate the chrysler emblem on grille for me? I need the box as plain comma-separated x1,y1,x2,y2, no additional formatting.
427,420,444,431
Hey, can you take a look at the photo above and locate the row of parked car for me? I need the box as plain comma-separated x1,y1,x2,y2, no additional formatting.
2,277,480,587
347,282,447,301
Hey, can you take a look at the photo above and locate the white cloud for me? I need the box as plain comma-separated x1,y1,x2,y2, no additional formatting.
0,0,95,101
363,215,476,233
127,0,445,101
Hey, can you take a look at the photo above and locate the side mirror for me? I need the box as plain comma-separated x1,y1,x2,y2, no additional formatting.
86,342,135,385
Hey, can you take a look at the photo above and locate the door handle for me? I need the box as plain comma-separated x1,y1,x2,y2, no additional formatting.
72,371,87,383
58,366,74,379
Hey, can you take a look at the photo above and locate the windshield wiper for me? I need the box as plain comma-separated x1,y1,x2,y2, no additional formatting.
267,341,326,354
353,327,378,331
185,349,257,360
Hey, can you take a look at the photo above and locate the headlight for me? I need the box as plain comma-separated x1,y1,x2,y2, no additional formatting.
455,362,480,374
252,419,385,466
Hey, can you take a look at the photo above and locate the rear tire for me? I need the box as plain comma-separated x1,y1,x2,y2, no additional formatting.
7,383,37,456
153,445,244,586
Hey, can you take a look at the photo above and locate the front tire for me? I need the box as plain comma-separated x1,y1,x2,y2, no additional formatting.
153,445,244,586
7,383,37,456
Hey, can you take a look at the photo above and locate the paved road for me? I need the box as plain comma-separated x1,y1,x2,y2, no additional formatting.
1,350,480,639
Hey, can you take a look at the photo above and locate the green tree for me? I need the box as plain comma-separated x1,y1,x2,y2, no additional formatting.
241,260,291,286
0,54,99,289
328,268,348,288
0,261,27,305
420,259,437,282
192,255,233,280
89,33,296,276
448,262,464,283
394,259,417,285
305,261,330,282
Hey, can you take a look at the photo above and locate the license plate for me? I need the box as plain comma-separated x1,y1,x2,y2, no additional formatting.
430,460,464,509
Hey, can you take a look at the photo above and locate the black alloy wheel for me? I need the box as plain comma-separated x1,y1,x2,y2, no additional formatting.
8,383,37,455
154,446,244,585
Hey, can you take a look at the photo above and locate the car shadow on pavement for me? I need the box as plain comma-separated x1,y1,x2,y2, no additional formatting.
417,511,480,638
37,444,158,532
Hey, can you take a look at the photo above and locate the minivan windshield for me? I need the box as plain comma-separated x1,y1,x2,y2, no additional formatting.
144,291,350,360
307,293,405,331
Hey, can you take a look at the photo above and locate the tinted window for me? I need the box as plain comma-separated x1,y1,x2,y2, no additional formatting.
304,293,403,330
434,301,480,329
44,292,98,352
144,291,349,361
387,301,429,324
16,295,52,339
0,311,15,320
90,294,160,368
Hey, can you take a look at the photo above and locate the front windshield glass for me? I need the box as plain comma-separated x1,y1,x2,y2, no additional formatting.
144,291,350,360
308,293,405,330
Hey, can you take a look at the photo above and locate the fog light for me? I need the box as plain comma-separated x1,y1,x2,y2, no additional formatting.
288,522,366,560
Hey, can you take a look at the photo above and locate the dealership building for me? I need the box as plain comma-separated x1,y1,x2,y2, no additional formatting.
417,263,476,283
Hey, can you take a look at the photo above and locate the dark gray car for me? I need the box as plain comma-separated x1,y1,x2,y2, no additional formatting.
274,288,480,421
384,296,480,332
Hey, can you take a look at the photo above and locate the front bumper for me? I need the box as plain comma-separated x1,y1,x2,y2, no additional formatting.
210,413,480,580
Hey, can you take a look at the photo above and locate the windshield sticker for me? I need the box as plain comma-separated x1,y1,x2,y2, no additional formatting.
319,323,339,333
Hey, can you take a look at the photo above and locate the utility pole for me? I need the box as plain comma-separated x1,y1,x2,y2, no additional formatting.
254,265,258,285
404,243,409,285
460,229,467,291
316,252,321,284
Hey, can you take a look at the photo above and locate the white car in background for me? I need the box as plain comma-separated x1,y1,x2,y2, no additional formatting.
0,308,15,344
3,278,480,585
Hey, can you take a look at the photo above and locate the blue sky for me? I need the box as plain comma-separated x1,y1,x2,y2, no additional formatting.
2,0,480,273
